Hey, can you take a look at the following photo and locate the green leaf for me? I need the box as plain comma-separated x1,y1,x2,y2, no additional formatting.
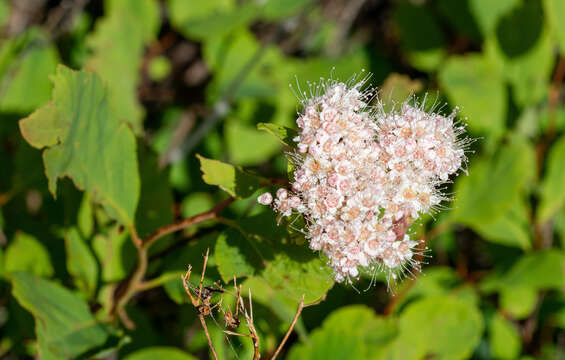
19,66,140,227
214,213,334,304
393,3,446,71
439,54,506,136
388,296,483,360
226,120,280,165
216,230,260,280
501,250,565,289
500,285,537,319
123,347,197,360
379,73,424,112
539,135,565,222
168,0,259,41
0,28,59,113
65,228,98,298
489,313,521,359
10,272,119,359
148,56,171,82
452,139,535,243
287,305,397,360
92,225,137,283
197,154,265,198
77,193,94,238
469,0,520,35
257,122,298,148
544,0,565,54
85,0,160,133
135,147,173,242
5,232,54,277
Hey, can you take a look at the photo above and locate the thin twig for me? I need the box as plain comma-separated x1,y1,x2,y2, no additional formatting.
271,295,305,360
199,314,219,360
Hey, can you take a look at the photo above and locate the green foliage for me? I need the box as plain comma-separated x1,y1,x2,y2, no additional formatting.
1,0,565,359
19,66,140,227
10,272,120,359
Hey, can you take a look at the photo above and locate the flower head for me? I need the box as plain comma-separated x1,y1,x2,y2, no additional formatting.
259,75,468,283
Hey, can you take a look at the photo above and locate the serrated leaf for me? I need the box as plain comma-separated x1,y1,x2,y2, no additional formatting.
538,135,565,222
85,0,159,133
489,313,521,359
287,305,397,360
439,54,506,136
257,122,298,148
388,296,483,360
65,228,98,298
197,154,265,198
544,0,565,54
19,66,140,227
5,232,54,277
123,347,197,360
10,272,119,359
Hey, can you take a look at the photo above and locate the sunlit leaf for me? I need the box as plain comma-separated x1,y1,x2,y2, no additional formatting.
538,135,565,222
439,54,506,136
197,154,265,198
123,347,197,360
4,232,54,277
489,313,521,359
287,305,397,360
19,66,140,227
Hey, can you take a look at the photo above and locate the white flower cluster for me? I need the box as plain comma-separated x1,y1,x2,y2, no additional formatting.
258,78,467,283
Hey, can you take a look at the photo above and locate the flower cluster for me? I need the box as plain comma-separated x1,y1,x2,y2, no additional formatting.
258,77,467,283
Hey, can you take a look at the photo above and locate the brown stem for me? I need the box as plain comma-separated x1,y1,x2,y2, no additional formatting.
199,314,219,360
111,198,234,328
271,295,305,360
144,197,235,247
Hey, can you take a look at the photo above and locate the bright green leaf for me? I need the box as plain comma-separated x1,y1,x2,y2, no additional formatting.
439,54,506,136
19,66,140,227
388,296,483,360
0,28,59,113
197,154,265,199
469,0,520,35
500,285,537,319
287,305,397,360
544,0,565,54
77,193,94,238
123,347,197,360
539,135,565,222
5,232,54,277
489,313,521,359
257,122,298,148
226,120,280,166
85,0,160,133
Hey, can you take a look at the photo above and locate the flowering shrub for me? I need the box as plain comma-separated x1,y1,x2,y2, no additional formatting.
259,79,468,282
1,1,565,360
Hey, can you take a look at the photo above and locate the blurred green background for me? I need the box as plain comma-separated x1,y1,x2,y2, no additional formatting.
1,0,565,359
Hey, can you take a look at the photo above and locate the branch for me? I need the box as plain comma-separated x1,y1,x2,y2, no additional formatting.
111,198,234,328
271,295,305,360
